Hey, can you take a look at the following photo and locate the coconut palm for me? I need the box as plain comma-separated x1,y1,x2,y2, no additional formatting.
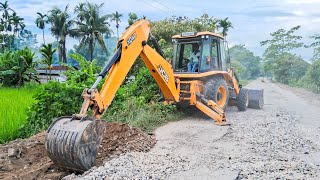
218,17,233,38
48,5,73,63
35,12,48,44
40,43,56,80
111,11,122,38
72,2,111,61
0,1,14,30
10,13,24,37
0,1,14,17
0,1,14,31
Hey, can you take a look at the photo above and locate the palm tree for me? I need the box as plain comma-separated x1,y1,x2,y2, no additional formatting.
218,17,233,38
0,1,14,21
48,5,73,63
72,2,111,61
10,13,25,37
35,12,48,44
111,11,122,38
40,43,56,80
0,1,15,49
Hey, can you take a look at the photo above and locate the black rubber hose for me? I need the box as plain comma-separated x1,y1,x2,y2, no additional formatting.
150,33,165,58
98,44,122,77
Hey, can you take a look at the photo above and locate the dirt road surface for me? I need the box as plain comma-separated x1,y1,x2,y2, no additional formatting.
66,79,320,179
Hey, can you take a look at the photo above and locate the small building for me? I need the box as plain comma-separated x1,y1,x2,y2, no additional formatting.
36,66,68,83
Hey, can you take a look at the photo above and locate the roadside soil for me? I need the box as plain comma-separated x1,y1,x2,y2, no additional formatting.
0,122,155,180
66,78,320,179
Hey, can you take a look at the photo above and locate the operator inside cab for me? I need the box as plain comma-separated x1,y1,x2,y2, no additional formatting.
187,43,201,72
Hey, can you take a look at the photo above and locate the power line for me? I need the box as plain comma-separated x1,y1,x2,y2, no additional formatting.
140,0,170,14
150,0,175,15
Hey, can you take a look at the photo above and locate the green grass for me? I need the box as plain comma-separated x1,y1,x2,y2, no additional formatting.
0,87,36,143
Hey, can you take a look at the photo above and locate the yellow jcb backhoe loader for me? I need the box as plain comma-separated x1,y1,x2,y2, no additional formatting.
45,20,264,171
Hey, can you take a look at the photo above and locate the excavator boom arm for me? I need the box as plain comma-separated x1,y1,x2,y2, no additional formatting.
83,20,179,118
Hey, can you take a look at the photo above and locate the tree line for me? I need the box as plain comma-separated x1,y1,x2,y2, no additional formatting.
261,25,320,92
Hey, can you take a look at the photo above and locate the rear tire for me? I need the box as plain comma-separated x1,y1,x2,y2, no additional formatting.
237,88,249,111
204,77,229,110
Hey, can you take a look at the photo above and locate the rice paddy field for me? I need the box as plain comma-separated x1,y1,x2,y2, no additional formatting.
0,87,36,143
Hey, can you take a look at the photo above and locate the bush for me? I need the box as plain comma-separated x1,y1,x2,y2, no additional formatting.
297,60,320,93
104,97,180,132
103,67,181,131
19,82,83,137
127,67,161,101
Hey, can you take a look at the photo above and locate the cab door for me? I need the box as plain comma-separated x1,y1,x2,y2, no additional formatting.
219,39,228,71
199,37,220,72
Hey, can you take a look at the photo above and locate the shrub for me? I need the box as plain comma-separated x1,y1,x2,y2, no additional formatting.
104,97,180,132
103,66,180,131
126,67,161,102
297,60,320,93
19,82,83,137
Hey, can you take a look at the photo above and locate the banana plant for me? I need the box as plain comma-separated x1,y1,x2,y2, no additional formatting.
65,52,101,87
0,48,39,86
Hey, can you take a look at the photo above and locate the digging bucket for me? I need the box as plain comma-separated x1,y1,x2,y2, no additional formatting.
45,116,105,171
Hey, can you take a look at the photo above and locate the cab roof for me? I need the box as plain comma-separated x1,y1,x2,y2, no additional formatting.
172,31,224,39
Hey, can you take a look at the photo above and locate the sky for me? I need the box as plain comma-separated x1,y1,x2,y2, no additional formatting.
8,0,320,60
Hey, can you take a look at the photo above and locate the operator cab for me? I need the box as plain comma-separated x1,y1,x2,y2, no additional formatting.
172,32,229,73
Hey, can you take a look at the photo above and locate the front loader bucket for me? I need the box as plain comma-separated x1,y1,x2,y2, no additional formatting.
45,117,106,171
248,89,264,109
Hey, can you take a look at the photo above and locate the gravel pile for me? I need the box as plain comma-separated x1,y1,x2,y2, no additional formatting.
65,152,189,180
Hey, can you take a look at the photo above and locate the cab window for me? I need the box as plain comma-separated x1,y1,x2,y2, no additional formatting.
211,39,219,69
219,40,228,71
199,39,211,72
199,38,219,72
173,41,201,72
